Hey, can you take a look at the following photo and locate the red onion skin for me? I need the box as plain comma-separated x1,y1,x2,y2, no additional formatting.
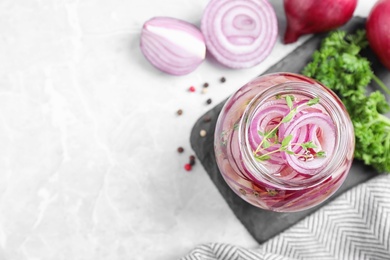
283,0,357,44
366,0,390,71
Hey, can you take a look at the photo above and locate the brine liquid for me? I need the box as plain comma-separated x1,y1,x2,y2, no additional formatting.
214,73,354,212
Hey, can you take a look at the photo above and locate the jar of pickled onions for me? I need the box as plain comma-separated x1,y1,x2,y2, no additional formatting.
214,72,355,212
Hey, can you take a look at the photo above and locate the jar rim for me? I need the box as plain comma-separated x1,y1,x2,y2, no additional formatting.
239,80,354,190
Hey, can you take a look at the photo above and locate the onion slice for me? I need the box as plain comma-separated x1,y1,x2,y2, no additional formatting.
282,112,336,175
249,104,289,149
201,0,278,69
140,17,206,75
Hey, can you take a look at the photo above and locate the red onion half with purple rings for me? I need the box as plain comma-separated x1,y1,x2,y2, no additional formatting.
201,0,278,69
140,17,206,76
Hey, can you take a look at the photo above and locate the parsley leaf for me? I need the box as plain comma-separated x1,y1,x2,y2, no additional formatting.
302,29,390,173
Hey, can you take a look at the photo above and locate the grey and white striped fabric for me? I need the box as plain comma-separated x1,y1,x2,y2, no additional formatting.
181,174,390,260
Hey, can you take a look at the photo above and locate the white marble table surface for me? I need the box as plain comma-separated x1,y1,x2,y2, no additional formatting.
0,0,376,259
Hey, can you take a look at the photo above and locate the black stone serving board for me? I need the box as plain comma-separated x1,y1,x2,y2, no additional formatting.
190,17,390,244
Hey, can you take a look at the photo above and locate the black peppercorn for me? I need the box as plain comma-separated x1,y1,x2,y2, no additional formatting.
189,155,196,166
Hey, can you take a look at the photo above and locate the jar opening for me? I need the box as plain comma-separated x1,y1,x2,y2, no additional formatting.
239,82,350,189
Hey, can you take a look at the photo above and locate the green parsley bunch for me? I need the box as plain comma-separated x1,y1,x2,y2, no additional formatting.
303,30,390,173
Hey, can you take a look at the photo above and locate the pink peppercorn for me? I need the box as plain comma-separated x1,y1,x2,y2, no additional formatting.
184,163,192,171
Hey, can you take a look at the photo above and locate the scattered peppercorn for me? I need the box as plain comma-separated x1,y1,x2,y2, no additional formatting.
206,98,212,105
203,115,212,123
239,188,247,196
220,77,226,83
189,155,196,166
184,163,192,171
189,86,196,92
177,109,183,115
203,82,209,88
200,129,207,137
177,147,184,153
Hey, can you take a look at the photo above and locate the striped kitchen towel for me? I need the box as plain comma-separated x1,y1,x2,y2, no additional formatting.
181,174,390,260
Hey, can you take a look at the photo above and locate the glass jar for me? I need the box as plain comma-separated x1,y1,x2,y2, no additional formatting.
214,72,355,212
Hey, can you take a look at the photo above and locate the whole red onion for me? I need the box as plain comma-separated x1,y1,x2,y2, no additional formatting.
283,0,357,44
366,0,390,71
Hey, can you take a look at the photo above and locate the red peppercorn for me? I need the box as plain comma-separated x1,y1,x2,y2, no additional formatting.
189,86,196,92
184,163,192,171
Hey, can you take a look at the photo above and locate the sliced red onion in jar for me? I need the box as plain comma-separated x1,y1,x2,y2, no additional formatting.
229,130,253,181
201,0,278,69
249,105,289,163
288,124,310,154
140,17,206,75
249,105,289,149
282,112,336,175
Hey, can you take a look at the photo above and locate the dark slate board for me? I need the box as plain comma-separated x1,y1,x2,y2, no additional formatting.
190,17,389,244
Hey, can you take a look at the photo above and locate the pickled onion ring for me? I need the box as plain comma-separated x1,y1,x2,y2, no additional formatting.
282,112,336,174
249,105,289,149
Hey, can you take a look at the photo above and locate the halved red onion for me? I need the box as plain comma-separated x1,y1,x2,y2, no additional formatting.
201,0,278,69
140,17,206,75
282,112,336,175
